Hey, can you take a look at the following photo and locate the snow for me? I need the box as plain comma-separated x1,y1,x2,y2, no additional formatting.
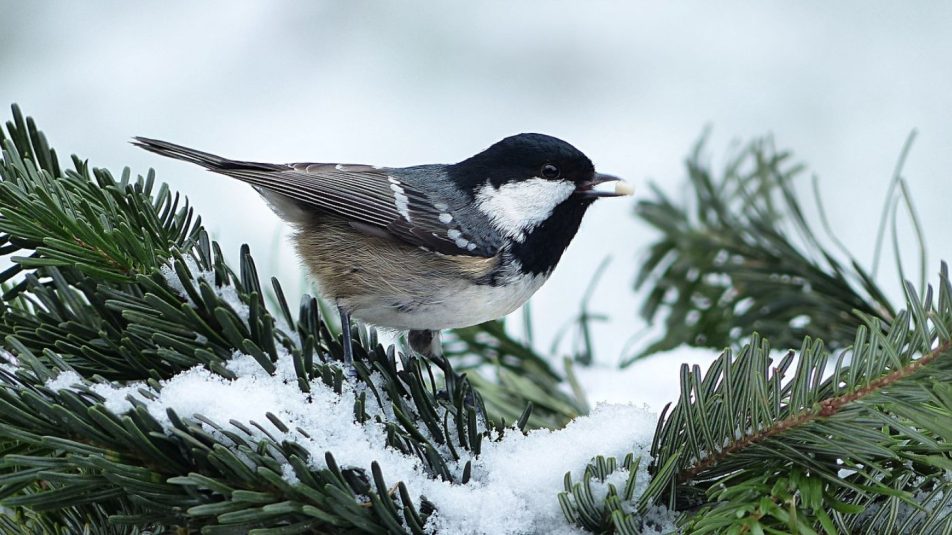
42,349,676,534
44,370,83,391
0,349,18,374
589,469,634,504
44,370,141,414
159,256,250,319
429,403,659,534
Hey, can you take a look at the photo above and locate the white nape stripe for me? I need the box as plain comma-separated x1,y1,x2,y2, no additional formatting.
474,177,575,242
387,176,412,222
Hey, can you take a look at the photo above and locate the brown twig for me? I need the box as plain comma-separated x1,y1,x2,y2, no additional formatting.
73,236,128,273
679,338,952,481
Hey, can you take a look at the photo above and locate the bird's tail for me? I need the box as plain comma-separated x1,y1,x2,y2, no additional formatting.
132,137,282,172
133,137,314,223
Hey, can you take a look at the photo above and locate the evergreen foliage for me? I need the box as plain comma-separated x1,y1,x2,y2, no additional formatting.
631,136,951,533
631,137,897,363
0,105,949,534
444,320,589,429
558,453,673,535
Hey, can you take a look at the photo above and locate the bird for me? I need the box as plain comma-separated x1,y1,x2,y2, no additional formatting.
133,133,632,367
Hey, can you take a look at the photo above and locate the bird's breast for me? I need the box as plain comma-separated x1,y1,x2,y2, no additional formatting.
346,269,549,330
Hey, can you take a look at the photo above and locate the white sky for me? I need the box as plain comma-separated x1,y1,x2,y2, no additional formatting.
2,1,950,405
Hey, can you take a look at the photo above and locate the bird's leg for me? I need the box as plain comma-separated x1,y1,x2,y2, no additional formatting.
338,306,354,368
408,329,439,357
409,329,458,398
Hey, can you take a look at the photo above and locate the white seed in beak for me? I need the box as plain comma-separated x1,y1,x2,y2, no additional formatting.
614,180,635,196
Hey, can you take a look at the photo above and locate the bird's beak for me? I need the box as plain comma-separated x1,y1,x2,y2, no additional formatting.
574,173,634,198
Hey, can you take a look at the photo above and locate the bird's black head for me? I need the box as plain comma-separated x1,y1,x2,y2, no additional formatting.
449,133,630,276
450,133,598,194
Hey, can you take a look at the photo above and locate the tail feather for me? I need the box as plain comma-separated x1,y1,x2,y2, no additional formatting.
132,137,282,172
133,136,312,223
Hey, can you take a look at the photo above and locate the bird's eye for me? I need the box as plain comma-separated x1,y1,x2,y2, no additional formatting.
541,164,560,179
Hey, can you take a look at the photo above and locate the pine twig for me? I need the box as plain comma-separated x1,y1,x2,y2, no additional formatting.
680,337,952,481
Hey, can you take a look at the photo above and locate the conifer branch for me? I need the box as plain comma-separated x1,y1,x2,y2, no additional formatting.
680,336,952,482
631,133,950,534
630,136,896,364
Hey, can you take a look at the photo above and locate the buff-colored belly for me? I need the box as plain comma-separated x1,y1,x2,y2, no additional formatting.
342,272,547,330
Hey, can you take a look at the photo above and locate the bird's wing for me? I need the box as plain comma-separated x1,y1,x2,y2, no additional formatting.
262,162,498,256
132,137,498,257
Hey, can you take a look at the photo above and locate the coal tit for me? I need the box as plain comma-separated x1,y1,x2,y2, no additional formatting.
134,133,632,364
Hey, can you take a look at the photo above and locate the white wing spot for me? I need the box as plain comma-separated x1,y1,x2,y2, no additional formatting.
439,213,453,224
434,202,448,211
335,164,346,171
447,228,471,249
388,177,411,222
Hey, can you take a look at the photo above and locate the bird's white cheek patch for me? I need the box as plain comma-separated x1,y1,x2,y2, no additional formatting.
475,178,575,241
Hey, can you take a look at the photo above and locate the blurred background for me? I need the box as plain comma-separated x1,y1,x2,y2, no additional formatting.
2,1,950,407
